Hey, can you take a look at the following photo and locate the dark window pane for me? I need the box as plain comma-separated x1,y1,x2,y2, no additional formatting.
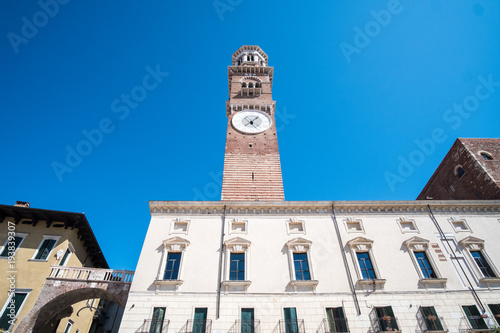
35,239,56,260
415,252,436,279
164,252,181,280
0,236,24,257
357,252,376,279
471,251,496,277
230,252,245,281
293,253,310,281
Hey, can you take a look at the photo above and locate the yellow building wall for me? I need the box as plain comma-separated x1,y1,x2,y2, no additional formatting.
0,218,101,332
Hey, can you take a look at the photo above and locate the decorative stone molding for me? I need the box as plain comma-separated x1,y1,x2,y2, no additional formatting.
285,237,317,292
228,218,248,235
286,218,306,235
169,218,190,235
346,237,373,252
162,236,190,251
459,236,500,285
448,217,472,233
397,217,419,234
404,237,446,287
459,236,484,250
285,237,312,252
343,218,365,234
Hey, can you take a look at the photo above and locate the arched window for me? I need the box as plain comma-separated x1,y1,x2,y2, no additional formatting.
241,82,247,88
455,166,466,178
480,152,493,160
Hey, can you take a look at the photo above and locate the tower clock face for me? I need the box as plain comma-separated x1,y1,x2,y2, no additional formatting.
232,110,272,134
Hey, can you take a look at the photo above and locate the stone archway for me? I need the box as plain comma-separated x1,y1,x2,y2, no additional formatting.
15,268,133,333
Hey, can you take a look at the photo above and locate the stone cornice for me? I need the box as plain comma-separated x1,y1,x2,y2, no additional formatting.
149,200,500,216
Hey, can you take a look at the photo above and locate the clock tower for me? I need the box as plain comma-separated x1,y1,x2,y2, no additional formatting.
221,46,285,201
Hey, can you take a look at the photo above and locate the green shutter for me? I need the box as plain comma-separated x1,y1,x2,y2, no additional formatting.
149,307,166,333
0,293,28,330
35,239,56,260
284,308,298,333
193,308,207,333
241,308,254,333
0,236,23,257
488,304,500,325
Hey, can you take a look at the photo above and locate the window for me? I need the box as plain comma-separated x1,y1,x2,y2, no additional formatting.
163,253,181,280
293,253,310,280
155,237,189,289
370,306,399,332
357,252,375,279
414,252,437,278
283,307,300,333
459,236,500,282
230,253,245,281
470,251,495,277
347,237,384,287
480,151,493,160
241,308,255,333
325,307,348,333
149,307,166,333
462,305,489,330
57,243,75,266
63,319,73,333
488,304,500,325
418,306,444,331
285,238,318,291
455,166,466,178
0,233,27,258
0,290,30,331
404,236,446,285
192,308,208,333
32,235,60,261
222,237,251,291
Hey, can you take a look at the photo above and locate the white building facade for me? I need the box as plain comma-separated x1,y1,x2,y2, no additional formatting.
119,46,500,333
119,200,500,333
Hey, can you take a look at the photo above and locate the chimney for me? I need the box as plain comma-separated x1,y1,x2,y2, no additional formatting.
14,201,30,208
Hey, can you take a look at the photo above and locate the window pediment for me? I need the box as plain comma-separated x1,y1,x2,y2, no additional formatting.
286,237,312,252
224,237,251,251
459,236,485,250
162,236,190,251
347,237,373,252
404,236,430,251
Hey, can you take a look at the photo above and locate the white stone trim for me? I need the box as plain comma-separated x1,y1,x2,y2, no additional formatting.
397,217,419,234
30,235,61,261
156,237,190,286
169,218,190,235
403,236,446,287
347,237,384,288
286,218,306,235
285,238,318,291
343,218,365,234
448,217,472,233
459,236,500,283
223,237,251,288
228,218,248,235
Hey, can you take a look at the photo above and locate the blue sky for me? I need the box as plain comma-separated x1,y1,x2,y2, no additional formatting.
1,1,499,270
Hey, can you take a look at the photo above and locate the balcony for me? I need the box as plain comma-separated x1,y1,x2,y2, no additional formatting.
371,316,401,333
459,315,496,332
228,319,261,333
416,312,448,332
317,318,349,333
181,319,212,333
138,319,170,333
277,319,305,333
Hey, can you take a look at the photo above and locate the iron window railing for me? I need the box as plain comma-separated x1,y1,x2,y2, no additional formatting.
182,319,212,333
228,319,261,333
139,319,170,333
278,319,305,333
460,315,495,331
317,317,349,333
371,316,401,332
